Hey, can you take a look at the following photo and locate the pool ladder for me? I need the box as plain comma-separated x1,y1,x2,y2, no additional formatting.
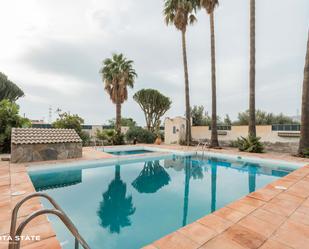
196,141,209,159
9,193,91,249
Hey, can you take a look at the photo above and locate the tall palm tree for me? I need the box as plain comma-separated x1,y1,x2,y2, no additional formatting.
248,0,256,137
164,0,199,146
298,31,309,156
199,0,219,148
100,54,137,134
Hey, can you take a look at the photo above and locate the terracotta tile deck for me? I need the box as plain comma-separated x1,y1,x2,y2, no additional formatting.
1,145,309,249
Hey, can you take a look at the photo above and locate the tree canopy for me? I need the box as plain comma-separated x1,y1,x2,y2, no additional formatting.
0,72,24,102
133,89,171,132
100,53,137,105
108,117,137,128
0,100,30,153
164,0,199,32
52,111,89,145
233,110,298,125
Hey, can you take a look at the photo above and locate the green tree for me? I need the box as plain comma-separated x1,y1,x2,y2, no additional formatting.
0,72,24,101
108,117,137,129
199,0,219,148
164,0,199,145
299,31,309,156
191,105,211,126
0,100,30,153
133,89,171,132
95,129,124,145
126,127,156,144
234,110,297,125
249,0,256,137
52,111,89,145
100,54,137,134
224,114,232,126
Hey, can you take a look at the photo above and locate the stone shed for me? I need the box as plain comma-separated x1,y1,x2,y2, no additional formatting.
11,128,82,163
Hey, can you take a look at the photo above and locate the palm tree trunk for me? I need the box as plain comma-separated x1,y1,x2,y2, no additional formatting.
181,30,192,146
249,0,256,137
298,31,309,155
209,12,219,148
116,101,121,134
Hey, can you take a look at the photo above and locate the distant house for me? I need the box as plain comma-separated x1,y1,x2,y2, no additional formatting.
11,128,82,163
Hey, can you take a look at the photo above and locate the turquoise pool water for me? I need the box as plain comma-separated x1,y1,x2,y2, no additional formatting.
29,155,296,249
107,150,154,156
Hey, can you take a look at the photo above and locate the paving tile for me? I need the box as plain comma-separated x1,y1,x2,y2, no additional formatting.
250,208,285,227
199,233,246,249
178,222,216,245
227,200,257,215
286,180,309,198
289,211,309,226
275,192,305,204
237,196,265,208
261,201,297,217
214,207,246,223
153,231,199,249
22,236,61,249
269,178,296,189
259,239,293,249
272,220,309,249
224,224,266,249
197,214,233,234
238,215,279,238
142,245,158,249
248,188,279,202
296,205,309,215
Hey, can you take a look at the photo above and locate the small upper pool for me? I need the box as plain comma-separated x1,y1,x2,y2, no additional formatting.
108,149,154,156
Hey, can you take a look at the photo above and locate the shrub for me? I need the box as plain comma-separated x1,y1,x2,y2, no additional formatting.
95,129,125,145
0,100,30,153
126,127,156,144
236,135,264,153
113,133,125,145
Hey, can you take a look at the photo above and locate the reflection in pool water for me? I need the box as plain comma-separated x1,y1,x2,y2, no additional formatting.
29,155,294,249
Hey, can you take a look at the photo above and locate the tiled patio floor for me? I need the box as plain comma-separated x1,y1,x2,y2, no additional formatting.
1,145,309,249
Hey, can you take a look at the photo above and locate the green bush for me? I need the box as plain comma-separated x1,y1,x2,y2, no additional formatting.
236,135,264,153
0,100,30,153
113,133,125,145
126,127,156,144
95,129,124,145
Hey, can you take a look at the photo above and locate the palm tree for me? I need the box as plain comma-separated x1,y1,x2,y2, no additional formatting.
97,165,136,234
248,0,256,137
164,0,199,146
199,0,219,148
100,54,137,134
298,31,309,156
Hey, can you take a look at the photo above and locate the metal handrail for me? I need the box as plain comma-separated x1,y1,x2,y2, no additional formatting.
9,193,90,249
195,141,209,159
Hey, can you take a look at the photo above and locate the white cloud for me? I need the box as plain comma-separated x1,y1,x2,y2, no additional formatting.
0,0,308,124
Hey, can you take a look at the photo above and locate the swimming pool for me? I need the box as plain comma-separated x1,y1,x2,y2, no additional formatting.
29,154,297,249
107,149,154,156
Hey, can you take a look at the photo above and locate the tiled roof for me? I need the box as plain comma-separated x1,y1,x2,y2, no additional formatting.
11,128,82,145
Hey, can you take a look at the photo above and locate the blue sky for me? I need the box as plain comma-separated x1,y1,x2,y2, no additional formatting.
0,0,308,125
